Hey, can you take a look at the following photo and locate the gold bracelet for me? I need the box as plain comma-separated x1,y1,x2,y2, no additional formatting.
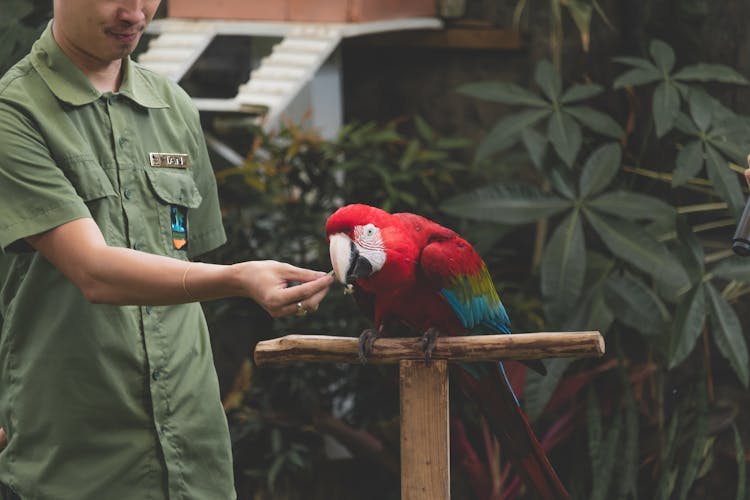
182,262,197,302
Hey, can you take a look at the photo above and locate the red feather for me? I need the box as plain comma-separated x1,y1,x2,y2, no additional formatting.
326,204,569,499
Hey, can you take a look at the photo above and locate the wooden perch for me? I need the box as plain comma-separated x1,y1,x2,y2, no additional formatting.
254,331,603,500
254,331,604,367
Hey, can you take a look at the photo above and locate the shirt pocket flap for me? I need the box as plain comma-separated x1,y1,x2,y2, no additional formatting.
64,157,118,201
145,168,203,209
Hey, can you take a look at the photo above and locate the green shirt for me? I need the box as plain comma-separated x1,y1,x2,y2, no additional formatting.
0,24,235,499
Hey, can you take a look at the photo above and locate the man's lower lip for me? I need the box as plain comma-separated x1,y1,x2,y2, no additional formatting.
110,32,138,42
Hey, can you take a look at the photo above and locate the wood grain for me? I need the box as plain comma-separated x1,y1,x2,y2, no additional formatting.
254,331,604,366
400,360,450,500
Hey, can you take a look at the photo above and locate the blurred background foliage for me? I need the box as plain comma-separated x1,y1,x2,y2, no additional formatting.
4,0,750,499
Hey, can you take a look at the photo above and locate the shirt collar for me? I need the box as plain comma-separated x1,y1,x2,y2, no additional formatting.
31,21,168,109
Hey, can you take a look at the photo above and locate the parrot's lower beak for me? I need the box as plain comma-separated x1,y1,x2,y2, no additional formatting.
329,233,373,284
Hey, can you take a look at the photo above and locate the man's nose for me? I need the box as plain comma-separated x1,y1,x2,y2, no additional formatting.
117,1,148,24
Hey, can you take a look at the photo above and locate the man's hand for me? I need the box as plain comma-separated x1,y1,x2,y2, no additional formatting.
0,427,6,450
745,154,750,188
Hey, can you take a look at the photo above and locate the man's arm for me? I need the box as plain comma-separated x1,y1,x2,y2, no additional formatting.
26,217,333,317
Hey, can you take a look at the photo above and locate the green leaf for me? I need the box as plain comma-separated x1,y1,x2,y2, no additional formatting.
612,56,659,72
733,424,746,500
650,39,676,73
678,386,708,500
541,210,586,321
563,281,615,333
399,140,420,170
591,404,623,500
604,272,669,335
674,112,700,135
706,282,749,387
579,142,622,198
565,106,625,139
560,83,603,104
657,411,681,500
613,68,663,89
673,141,704,187
585,209,689,288
669,284,706,370
588,191,676,224
457,81,548,107
476,109,550,162
548,167,577,200
653,81,681,137
710,257,750,283
534,60,562,102
413,115,434,142
617,368,640,500
705,145,744,217
521,127,548,169
673,216,705,286
674,64,750,85
524,358,572,421
708,127,750,166
688,90,715,133
441,183,572,224
564,0,593,51
547,110,582,166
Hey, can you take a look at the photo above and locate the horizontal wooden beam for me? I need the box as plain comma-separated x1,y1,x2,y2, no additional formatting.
254,331,604,366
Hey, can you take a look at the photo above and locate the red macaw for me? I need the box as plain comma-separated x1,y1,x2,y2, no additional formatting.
326,203,569,500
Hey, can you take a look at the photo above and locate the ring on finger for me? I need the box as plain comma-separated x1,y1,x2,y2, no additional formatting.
295,301,308,317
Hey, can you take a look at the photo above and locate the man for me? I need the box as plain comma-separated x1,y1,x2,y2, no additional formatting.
0,1,333,498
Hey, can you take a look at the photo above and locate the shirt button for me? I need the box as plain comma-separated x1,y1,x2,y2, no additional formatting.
118,137,127,148
144,306,152,315
107,95,117,104
133,242,143,251
152,369,161,381
123,188,132,200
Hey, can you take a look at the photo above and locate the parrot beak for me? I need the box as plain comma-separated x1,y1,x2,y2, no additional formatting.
329,233,374,284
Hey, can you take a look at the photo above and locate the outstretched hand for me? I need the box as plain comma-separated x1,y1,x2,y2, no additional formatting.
237,260,334,318
0,427,5,451
745,154,750,188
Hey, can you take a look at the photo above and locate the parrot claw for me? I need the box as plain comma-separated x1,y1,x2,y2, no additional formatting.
420,327,440,366
358,328,379,364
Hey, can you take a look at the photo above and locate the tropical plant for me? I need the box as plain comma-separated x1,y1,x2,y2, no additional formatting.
0,0,52,75
442,40,750,498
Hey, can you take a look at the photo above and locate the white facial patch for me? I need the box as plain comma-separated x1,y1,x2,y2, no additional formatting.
354,223,386,273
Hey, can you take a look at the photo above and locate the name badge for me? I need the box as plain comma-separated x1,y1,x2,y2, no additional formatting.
149,153,190,168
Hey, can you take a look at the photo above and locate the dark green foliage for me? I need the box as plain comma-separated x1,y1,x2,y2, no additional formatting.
0,0,51,75
445,37,750,499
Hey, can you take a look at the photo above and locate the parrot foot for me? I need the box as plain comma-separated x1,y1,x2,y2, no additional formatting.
358,328,380,364
420,327,440,366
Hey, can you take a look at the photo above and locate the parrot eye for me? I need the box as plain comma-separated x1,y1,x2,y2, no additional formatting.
364,224,376,237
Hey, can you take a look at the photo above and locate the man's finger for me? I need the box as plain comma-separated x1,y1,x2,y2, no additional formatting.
0,427,7,450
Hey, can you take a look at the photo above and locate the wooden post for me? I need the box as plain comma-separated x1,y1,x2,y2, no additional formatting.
400,360,450,500
254,331,605,500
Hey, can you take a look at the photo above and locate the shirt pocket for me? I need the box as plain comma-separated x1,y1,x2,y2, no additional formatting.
144,168,203,209
63,156,118,202
144,168,203,254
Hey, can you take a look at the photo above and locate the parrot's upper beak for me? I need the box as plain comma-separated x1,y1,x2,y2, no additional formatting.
329,233,373,285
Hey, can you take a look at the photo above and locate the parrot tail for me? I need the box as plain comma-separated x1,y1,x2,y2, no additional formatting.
451,363,570,500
